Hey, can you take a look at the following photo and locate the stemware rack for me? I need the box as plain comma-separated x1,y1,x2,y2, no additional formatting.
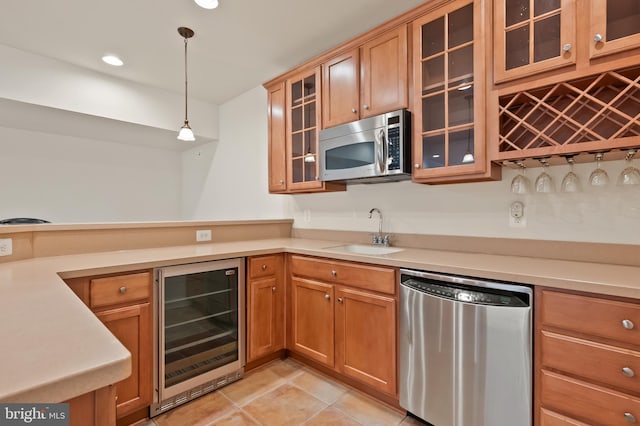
496,64,640,168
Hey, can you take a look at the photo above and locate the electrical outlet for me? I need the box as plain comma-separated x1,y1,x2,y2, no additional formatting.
196,230,212,242
509,201,526,228
0,238,13,256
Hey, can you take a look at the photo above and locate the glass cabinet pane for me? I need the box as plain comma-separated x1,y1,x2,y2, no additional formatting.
534,0,560,16
448,129,475,166
422,17,445,57
506,0,530,26
292,106,303,132
448,4,473,48
422,94,445,131
304,102,316,128
305,130,316,154
534,14,560,62
422,56,445,94
448,90,474,127
292,133,303,157
422,134,446,169
506,26,530,70
292,158,303,183
292,81,302,105
448,45,473,86
304,161,316,181
607,0,640,42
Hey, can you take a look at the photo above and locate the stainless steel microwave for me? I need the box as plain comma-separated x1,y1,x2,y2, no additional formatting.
319,109,411,183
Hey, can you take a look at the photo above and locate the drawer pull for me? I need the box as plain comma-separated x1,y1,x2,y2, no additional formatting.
623,367,635,378
119,286,127,294
622,319,635,330
624,412,637,423
337,297,343,304
272,286,276,292
324,294,330,300
261,264,267,271
331,270,337,277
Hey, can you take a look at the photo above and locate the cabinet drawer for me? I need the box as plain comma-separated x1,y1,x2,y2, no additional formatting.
541,290,640,346
249,255,281,279
542,330,640,394
289,255,395,295
541,370,640,426
540,408,589,426
90,272,151,309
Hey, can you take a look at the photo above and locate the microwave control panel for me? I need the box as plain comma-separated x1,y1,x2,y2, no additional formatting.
388,126,401,171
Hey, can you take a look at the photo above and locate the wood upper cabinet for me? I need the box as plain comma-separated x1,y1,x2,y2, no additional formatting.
290,277,335,366
412,0,498,182
335,286,396,396
267,82,287,193
322,25,408,129
322,50,360,128
536,288,640,425
247,255,284,362
65,271,153,420
589,0,640,60
494,0,576,83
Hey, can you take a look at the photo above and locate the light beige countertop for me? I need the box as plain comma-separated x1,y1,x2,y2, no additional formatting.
2,237,640,403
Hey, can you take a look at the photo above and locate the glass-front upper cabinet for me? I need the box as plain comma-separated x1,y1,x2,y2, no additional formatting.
286,68,324,192
590,0,640,59
494,0,576,83
413,0,487,180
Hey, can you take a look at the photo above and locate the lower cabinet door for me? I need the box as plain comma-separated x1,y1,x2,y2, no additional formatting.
96,303,152,418
247,276,284,362
291,277,334,366
335,286,396,396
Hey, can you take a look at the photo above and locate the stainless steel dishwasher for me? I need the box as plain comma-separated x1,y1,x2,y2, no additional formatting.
399,269,532,426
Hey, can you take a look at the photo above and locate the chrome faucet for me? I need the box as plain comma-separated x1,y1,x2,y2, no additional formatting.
368,208,389,246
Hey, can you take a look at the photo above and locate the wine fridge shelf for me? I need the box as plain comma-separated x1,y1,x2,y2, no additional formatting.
496,65,640,163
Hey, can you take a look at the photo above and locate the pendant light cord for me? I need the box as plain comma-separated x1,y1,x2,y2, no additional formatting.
184,37,189,123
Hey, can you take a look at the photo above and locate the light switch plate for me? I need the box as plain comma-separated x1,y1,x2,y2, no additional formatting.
0,238,13,256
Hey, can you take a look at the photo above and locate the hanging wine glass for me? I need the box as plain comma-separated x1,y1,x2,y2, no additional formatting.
588,152,609,187
617,149,640,186
534,158,555,193
560,156,581,193
510,161,531,194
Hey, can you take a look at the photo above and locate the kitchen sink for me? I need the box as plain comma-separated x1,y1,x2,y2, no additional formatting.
324,244,404,256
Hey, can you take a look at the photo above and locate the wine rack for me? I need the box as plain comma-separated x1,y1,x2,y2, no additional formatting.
497,65,640,162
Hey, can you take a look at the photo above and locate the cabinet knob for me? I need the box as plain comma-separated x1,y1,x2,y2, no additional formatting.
324,294,330,300
624,412,637,423
261,264,267,271
272,286,276,292
279,179,284,184
119,286,127,294
351,108,357,113
622,319,635,330
337,297,343,303
363,105,369,110
331,270,337,277
594,33,603,43
562,43,572,52
414,163,420,169
623,367,635,378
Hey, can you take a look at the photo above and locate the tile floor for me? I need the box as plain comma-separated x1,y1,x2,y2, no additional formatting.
141,358,425,426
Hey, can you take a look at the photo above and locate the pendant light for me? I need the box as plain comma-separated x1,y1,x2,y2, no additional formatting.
177,27,196,142
194,0,219,9
461,93,474,163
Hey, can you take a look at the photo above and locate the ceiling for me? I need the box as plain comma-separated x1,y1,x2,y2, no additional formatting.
0,0,425,105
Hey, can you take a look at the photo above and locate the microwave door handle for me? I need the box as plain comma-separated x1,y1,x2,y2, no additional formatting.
376,129,387,174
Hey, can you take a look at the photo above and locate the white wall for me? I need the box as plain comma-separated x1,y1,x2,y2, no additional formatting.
181,86,289,220
0,44,218,139
0,126,182,223
289,160,640,244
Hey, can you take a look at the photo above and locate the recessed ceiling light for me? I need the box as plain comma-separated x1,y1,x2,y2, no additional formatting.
194,0,219,9
102,55,124,67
